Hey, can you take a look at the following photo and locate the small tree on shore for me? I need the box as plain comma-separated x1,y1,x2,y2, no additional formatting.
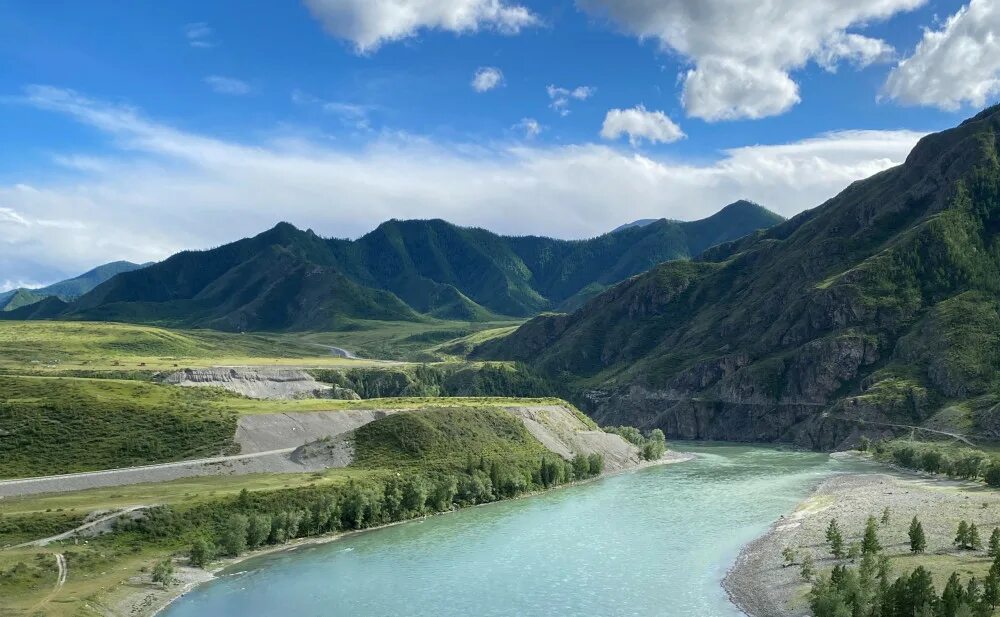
909,516,927,553
782,546,797,568
189,538,214,568
800,552,815,581
881,507,891,526
862,515,882,555
827,519,845,559
152,559,174,587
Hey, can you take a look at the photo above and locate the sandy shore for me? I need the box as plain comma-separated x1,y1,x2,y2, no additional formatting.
724,462,1000,617
104,450,695,617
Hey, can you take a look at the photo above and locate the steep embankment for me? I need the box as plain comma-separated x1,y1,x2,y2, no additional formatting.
163,368,360,400
480,105,1000,450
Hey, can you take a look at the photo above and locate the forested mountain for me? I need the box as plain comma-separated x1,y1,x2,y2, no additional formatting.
0,261,149,311
478,105,1000,450
5,201,781,330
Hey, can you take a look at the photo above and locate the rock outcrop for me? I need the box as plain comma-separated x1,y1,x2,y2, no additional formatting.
163,368,361,400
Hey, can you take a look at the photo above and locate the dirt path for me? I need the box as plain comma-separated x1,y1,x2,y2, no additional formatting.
0,448,297,498
11,506,150,548
30,552,66,611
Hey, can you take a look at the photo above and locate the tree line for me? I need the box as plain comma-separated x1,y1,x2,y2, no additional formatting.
116,453,605,573
788,511,1000,616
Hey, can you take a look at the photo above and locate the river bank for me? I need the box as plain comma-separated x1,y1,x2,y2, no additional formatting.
106,450,696,617
724,460,1000,617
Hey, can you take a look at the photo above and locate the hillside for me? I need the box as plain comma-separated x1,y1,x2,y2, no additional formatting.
5,202,782,330
0,260,149,311
479,105,1000,450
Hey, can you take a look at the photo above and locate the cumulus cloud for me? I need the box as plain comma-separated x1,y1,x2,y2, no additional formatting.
513,117,542,138
883,0,1000,110
183,22,216,48
204,76,251,95
600,105,684,146
2,86,924,280
471,67,504,92
303,0,539,53
577,0,922,121
547,84,595,116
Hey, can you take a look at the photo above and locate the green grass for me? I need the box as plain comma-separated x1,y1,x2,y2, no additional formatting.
0,374,239,478
0,320,395,372
351,407,551,472
296,319,523,361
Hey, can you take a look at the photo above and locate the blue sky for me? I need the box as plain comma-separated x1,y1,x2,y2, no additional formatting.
1,0,999,287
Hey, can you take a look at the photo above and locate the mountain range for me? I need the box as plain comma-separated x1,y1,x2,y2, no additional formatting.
2,201,782,330
0,261,150,312
478,104,1000,449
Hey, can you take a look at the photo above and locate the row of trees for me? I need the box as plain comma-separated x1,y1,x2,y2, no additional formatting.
865,440,1000,487
800,512,1000,616
168,453,606,567
811,561,1000,617
603,426,667,460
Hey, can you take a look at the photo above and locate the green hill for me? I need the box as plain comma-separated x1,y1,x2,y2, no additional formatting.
478,105,1000,450
6,203,782,330
0,260,149,311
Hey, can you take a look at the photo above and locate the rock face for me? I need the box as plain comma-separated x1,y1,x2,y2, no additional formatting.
163,368,361,400
481,105,1000,451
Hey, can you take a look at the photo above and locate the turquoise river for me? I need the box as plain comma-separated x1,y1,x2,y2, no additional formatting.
163,445,870,617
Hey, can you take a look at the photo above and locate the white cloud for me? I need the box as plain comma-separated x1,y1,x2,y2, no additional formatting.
513,117,542,139
303,0,539,53
600,105,685,146
292,89,372,129
547,84,595,116
204,76,251,96
472,67,504,92
883,0,1000,110
3,86,924,281
183,22,216,48
577,0,923,121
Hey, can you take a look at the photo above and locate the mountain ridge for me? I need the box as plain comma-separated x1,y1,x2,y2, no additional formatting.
0,261,150,311
478,104,1000,451
3,202,783,330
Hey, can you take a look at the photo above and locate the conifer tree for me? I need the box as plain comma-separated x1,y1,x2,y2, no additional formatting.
910,516,927,553
863,515,882,554
827,518,845,559
956,520,971,549
800,552,815,581
989,528,1000,557
881,506,891,526
970,523,983,551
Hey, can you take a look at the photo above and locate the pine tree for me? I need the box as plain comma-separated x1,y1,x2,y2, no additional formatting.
881,506,891,526
941,572,965,617
910,516,927,553
984,571,1000,609
827,518,845,559
989,528,1000,557
970,523,983,551
956,520,971,549
863,515,882,554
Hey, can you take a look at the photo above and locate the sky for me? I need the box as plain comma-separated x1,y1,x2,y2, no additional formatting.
2,0,999,289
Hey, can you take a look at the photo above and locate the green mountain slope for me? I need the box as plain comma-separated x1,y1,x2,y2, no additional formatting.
0,260,149,311
6,203,782,330
478,105,1000,450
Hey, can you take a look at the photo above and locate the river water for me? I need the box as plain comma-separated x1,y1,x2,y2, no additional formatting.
163,445,867,617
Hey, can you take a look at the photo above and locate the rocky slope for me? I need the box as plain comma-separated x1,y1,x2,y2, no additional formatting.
480,105,1000,450
163,368,360,400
